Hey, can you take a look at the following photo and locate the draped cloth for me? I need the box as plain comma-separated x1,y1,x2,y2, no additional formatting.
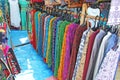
107,0,120,25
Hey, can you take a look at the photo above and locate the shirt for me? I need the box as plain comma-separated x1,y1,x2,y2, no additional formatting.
38,13,46,56
54,21,62,77
8,0,21,27
107,0,120,25
93,32,112,80
95,49,120,80
63,23,79,80
72,28,90,80
86,29,106,80
19,0,29,30
42,15,47,55
31,9,36,49
46,17,57,67
67,25,87,80
43,16,53,60
34,11,41,49
75,29,93,80
57,21,70,80
104,34,118,56
82,30,99,80
52,17,61,71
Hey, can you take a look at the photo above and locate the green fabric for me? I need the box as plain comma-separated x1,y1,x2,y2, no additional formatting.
47,17,57,67
2,77,6,80
21,9,27,30
28,11,32,32
19,0,29,30
19,0,29,8
34,11,41,44
54,20,70,77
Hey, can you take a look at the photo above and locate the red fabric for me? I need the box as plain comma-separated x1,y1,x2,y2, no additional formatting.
82,30,99,80
0,22,7,32
3,45,9,57
31,0,43,3
31,9,37,49
67,26,87,80
44,58,46,63
3,69,10,77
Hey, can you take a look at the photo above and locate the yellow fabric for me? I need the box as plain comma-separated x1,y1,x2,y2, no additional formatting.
57,24,70,80
0,29,5,33
46,17,57,63
115,61,120,80
75,29,93,80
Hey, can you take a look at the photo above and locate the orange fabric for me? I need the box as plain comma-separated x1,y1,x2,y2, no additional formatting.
57,25,70,80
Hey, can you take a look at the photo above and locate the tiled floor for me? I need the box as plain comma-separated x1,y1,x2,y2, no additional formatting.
10,30,54,80
14,44,53,80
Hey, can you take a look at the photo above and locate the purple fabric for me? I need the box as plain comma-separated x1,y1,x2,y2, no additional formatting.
62,23,79,80
51,17,61,72
107,0,120,25
86,0,96,2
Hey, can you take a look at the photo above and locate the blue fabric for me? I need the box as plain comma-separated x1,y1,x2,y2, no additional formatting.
34,11,41,50
0,0,6,18
37,13,47,56
34,11,40,42
51,17,61,71
43,16,54,58
104,34,118,56
54,20,63,76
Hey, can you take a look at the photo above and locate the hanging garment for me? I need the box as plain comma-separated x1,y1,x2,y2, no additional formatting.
86,29,106,80
95,49,120,80
82,30,99,80
54,21,62,77
38,13,47,56
107,0,120,25
115,61,120,80
104,34,118,56
31,9,36,49
8,0,21,27
19,0,29,30
42,15,48,56
34,11,41,48
75,29,93,80
85,0,96,2
52,17,61,72
93,32,112,80
43,15,50,58
31,0,43,3
63,23,79,80
72,28,90,80
57,21,70,80
58,23,70,80
67,25,87,80
46,17,57,67
27,10,32,33
44,16,54,61
43,15,51,58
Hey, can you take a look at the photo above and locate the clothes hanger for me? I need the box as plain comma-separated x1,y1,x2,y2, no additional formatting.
80,14,87,27
94,16,101,31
